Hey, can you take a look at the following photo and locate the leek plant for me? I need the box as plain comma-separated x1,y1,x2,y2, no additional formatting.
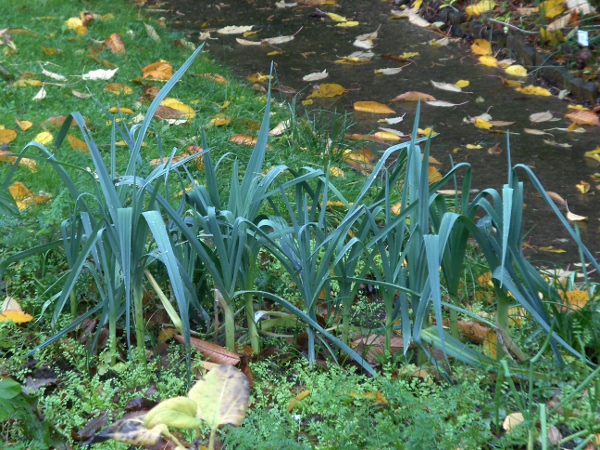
0,45,207,363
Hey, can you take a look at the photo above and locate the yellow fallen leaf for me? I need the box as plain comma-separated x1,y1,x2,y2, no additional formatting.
247,72,272,83
505,65,528,77
104,83,133,95
308,83,347,99
326,12,348,22
230,135,257,146
479,55,498,67
13,79,43,87
201,73,228,85
576,180,590,194
0,129,17,145
335,21,359,27
471,39,492,55
142,60,173,81
16,120,33,131
9,182,33,200
372,131,402,142
108,107,135,114
67,135,89,152
353,101,395,114
483,330,499,359
559,289,589,311
466,144,483,149
64,17,83,30
418,127,438,137
428,167,442,183
515,85,552,96
391,91,436,102
466,0,495,16
159,98,195,119
34,131,53,145
0,310,34,324
209,113,231,127
474,118,493,130
455,79,470,88
391,202,402,215
329,166,345,178
540,0,564,18
503,412,525,432
538,245,566,253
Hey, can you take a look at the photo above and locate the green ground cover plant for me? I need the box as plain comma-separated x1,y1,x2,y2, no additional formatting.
1,0,600,449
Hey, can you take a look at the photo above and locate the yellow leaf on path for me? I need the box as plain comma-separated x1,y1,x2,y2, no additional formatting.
67,135,89,152
503,412,525,432
455,79,470,88
515,85,552,96
16,120,33,131
247,73,272,83
372,131,402,142
471,39,492,55
390,91,435,102
576,180,590,194
335,21,360,27
505,65,528,77
142,61,173,81
479,55,498,67
538,245,566,253
307,83,347,99
474,118,493,130
34,131,53,145
565,109,599,126
326,12,348,22
466,144,483,149
353,101,395,114
466,0,495,16
104,83,133,95
418,127,438,137
584,146,600,164
0,129,17,145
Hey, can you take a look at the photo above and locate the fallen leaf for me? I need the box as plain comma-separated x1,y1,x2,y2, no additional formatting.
524,128,553,136
488,120,515,126
105,33,125,54
353,39,374,49
40,66,67,81
175,335,240,365
307,83,346,98
326,12,348,22
335,21,360,27
471,39,492,55
0,310,34,324
465,0,495,16
380,114,406,124
584,146,600,164
142,61,172,81
108,107,135,114
565,201,587,222
474,118,493,130
529,111,553,123
34,131,53,145
262,35,295,45
546,191,567,205
14,79,43,87
32,86,47,101
503,412,525,432
104,83,133,95
515,85,552,96
373,130,403,142
505,64,528,77
82,68,118,81
540,0,564,18
565,109,599,126
559,289,589,311
418,127,438,137
0,129,17,145
236,38,262,46
429,166,442,182
479,55,498,67
15,120,33,131
466,144,483,149
302,70,328,81
209,114,231,127
67,135,89,152
390,91,435,102
455,79,470,88
354,101,395,114
538,245,566,253
218,25,254,35
426,100,469,107
374,67,404,75
287,389,311,412
390,9,431,27
230,135,257,146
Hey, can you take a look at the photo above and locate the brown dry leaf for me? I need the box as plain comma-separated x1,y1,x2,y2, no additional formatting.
105,33,125,54
200,73,228,85
503,412,525,432
0,151,37,172
390,91,435,102
0,129,17,145
230,135,257,146
142,61,173,81
159,98,195,119
352,334,413,363
565,109,599,126
342,148,376,175
353,101,395,114
457,321,490,343
104,83,133,95
41,115,75,129
546,191,567,205
174,335,241,365
71,90,92,99
67,135,89,152
471,39,492,55
307,83,347,99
